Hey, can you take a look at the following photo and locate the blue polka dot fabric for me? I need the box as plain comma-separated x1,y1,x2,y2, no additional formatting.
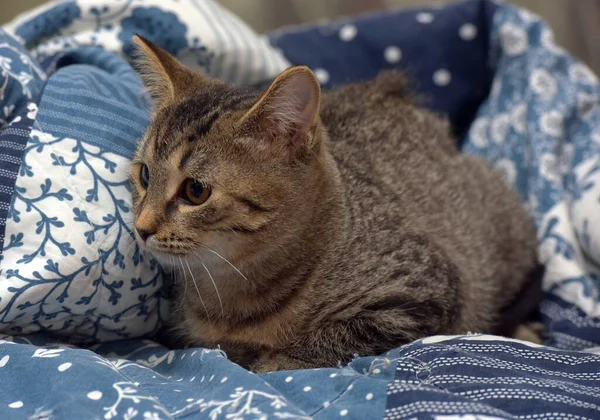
0,0,600,419
271,0,600,353
269,0,499,139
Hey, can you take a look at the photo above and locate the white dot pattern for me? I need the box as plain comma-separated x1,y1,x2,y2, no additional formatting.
339,24,357,41
459,23,478,40
433,69,452,86
58,362,72,372
87,391,102,401
0,355,9,367
384,46,402,64
314,68,330,84
416,12,434,24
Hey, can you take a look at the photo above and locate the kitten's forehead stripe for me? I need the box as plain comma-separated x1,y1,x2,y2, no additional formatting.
151,84,259,157
179,148,209,171
179,149,193,171
193,111,220,139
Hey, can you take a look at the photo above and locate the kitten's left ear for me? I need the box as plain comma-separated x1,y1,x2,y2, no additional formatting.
239,66,321,158
132,35,199,105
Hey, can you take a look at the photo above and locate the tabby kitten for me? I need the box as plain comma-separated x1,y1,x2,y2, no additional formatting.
130,35,539,372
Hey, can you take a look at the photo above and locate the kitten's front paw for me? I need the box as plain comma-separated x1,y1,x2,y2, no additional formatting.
250,354,310,373
513,322,545,345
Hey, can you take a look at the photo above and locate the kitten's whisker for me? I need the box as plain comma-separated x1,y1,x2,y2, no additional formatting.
198,244,248,282
200,260,224,318
172,256,187,316
172,255,178,272
172,255,180,278
171,255,184,287
183,258,211,322
123,238,139,259
96,225,121,246
307,146,324,167
176,257,187,291
170,256,175,279
121,230,135,243
125,230,136,242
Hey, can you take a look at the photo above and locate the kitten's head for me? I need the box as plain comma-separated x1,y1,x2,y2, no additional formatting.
130,36,327,268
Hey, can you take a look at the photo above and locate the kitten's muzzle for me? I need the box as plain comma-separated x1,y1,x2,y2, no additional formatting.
136,226,156,242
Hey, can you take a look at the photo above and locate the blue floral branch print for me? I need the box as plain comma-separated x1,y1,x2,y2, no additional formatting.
1,130,165,340
16,180,75,263
541,217,576,260
547,274,600,301
0,39,45,126
118,7,189,56
190,36,215,74
2,259,164,339
8,134,76,262
566,160,600,201
116,6,214,72
88,0,133,32
14,2,81,48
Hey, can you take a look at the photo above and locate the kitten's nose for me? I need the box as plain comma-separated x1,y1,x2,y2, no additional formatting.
136,226,156,242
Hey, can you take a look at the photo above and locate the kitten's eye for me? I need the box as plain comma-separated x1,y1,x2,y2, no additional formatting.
140,164,150,189
182,179,211,205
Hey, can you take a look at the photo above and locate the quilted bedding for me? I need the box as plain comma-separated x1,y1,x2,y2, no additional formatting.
0,0,599,419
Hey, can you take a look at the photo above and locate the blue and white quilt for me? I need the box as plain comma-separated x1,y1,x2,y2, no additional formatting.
0,0,599,419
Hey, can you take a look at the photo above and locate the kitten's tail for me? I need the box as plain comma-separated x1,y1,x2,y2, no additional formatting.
372,70,412,99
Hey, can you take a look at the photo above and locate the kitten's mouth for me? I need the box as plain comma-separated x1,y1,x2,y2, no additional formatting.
135,233,194,262
138,244,194,268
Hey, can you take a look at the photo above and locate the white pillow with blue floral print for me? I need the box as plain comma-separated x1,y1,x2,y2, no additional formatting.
1,127,169,341
5,0,290,86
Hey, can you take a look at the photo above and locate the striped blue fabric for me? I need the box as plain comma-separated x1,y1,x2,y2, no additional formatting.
36,48,150,157
385,336,600,420
0,29,45,254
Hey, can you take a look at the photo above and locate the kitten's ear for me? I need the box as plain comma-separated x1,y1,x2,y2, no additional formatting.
240,66,321,157
132,35,198,104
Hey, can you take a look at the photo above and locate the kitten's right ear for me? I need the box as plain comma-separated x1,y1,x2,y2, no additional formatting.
132,35,198,105
238,66,321,160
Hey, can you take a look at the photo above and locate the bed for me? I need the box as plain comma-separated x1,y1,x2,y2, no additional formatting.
0,0,599,419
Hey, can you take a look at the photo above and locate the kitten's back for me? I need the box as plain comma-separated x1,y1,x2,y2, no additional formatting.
319,71,538,334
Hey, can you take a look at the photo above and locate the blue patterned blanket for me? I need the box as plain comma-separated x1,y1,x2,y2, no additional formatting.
0,1,600,419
